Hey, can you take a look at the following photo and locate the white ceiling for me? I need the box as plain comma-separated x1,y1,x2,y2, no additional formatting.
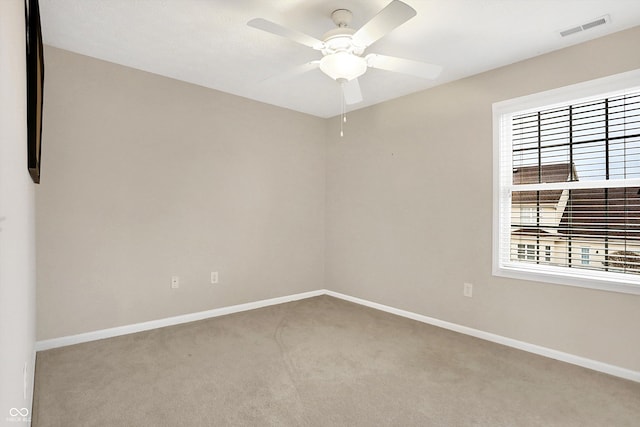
40,0,640,118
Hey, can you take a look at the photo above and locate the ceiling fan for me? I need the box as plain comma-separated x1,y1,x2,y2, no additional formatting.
248,0,442,105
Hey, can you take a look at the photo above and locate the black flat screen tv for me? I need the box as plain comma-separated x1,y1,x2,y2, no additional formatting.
26,0,44,184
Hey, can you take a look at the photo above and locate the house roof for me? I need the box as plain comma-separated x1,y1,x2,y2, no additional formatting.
511,228,557,237
558,187,640,240
513,163,573,185
512,163,572,204
511,163,640,241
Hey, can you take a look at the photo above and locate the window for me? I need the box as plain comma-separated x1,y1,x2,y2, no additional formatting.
581,247,590,265
493,69,640,295
517,243,536,261
520,207,537,225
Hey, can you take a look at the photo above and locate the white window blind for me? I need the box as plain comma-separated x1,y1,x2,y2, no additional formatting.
494,70,640,294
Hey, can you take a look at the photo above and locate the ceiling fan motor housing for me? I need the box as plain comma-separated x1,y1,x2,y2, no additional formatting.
318,8,367,81
321,28,364,55
322,9,365,56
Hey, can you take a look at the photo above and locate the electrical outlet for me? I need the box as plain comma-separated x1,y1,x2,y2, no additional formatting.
210,272,219,284
463,282,473,298
171,276,179,289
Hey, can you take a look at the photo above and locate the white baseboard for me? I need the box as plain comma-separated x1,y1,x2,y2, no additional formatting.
35,288,639,383
34,289,324,351
325,290,640,383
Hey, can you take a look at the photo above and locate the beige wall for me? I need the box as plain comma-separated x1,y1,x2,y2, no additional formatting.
38,28,640,372
37,47,326,340
1,0,37,415
325,26,640,372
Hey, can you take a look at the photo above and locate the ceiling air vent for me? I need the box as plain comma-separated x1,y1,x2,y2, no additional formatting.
560,26,582,37
559,15,610,37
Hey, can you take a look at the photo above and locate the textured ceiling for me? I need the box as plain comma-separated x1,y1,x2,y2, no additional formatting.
40,0,640,118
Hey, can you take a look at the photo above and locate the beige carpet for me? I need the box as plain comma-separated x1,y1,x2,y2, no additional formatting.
33,295,640,426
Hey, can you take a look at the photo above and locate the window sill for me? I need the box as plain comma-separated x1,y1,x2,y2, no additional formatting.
493,263,640,295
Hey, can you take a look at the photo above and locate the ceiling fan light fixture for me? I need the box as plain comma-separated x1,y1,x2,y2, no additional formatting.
319,52,367,81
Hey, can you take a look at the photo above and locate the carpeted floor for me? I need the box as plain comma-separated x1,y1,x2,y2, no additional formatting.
32,295,640,426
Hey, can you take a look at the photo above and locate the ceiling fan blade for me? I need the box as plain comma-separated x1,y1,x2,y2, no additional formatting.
342,78,363,105
366,54,442,79
261,61,320,83
352,0,417,48
248,18,324,50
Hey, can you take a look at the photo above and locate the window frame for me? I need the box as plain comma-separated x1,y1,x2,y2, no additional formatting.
493,68,640,295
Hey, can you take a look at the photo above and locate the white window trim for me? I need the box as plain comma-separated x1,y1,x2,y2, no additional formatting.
492,68,640,295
